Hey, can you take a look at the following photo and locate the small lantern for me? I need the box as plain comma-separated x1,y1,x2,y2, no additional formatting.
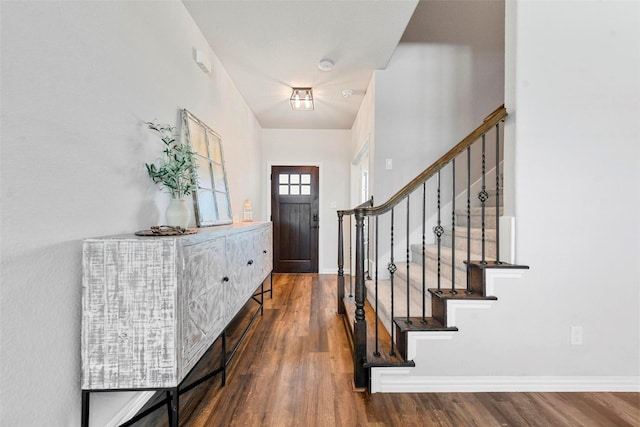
242,199,253,222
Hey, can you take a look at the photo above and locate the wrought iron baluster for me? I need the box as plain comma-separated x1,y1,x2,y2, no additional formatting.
366,216,372,280
421,182,427,324
479,134,488,264
466,146,472,294
349,215,353,296
374,216,380,357
495,123,501,264
405,197,411,324
451,159,457,294
388,208,396,356
433,171,444,294
337,211,345,314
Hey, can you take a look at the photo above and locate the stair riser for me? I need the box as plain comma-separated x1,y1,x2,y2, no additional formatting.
404,255,467,289
441,232,497,259
424,256,467,289
410,248,495,288
366,280,433,323
456,213,500,228
431,298,446,326
396,272,449,295
483,196,503,208
482,190,503,208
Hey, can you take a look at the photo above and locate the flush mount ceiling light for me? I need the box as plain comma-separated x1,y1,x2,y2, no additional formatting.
341,89,354,98
318,59,334,72
290,87,314,111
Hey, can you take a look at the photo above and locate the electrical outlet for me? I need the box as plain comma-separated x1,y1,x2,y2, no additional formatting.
330,201,336,208
385,159,393,169
570,326,583,345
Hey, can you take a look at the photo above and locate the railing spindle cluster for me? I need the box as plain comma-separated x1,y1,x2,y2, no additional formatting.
337,106,507,389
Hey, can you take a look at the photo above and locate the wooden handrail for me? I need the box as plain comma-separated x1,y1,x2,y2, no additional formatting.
359,105,507,217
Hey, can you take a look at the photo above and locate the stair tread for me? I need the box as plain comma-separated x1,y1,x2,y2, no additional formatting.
342,294,415,368
428,288,497,300
410,244,497,265
367,278,426,318
442,226,497,238
456,206,504,215
409,229,498,253
466,260,530,270
393,316,458,333
394,265,461,292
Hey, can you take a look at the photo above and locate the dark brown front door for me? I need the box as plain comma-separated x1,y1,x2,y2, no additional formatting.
271,166,319,273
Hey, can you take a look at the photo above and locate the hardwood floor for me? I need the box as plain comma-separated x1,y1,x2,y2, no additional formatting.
132,273,639,427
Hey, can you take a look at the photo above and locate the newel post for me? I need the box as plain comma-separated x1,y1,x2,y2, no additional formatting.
337,211,345,315
353,208,368,388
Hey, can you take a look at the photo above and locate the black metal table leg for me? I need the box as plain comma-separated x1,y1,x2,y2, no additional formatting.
81,390,90,427
221,330,227,387
269,273,273,298
164,390,172,425
167,387,179,427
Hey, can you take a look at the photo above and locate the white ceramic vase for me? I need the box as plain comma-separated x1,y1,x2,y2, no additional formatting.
166,198,189,229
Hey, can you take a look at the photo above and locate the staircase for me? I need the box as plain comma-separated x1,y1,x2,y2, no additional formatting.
337,106,529,392
368,187,503,335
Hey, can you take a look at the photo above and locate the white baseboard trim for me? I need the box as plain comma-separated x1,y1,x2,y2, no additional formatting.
105,391,155,427
370,371,640,393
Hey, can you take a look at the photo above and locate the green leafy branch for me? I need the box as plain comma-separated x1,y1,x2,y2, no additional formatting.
145,121,198,199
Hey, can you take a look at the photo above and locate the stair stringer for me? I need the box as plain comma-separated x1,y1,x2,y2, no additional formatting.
370,267,526,393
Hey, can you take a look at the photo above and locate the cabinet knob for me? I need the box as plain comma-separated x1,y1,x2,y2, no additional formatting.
222,276,229,282
247,259,254,265
263,250,267,254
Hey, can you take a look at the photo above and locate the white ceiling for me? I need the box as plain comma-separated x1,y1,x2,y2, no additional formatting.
182,0,419,129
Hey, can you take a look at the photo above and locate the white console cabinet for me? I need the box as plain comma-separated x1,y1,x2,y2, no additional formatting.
81,222,272,393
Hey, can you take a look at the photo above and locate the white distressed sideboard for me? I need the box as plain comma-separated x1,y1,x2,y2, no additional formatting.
80,222,272,426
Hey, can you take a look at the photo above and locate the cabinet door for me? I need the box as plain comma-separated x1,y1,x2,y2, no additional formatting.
226,231,257,319
82,239,180,389
256,225,273,281
181,237,226,375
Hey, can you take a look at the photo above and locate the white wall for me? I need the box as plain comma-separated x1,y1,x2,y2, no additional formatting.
373,0,505,203
508,0,639,376
363,1,505,266
410,0,640,380
350,76,377,208
262,129,351,274
0,2,262,425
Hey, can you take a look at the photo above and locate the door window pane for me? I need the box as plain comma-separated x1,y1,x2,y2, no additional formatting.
279,174,289,184
279,185,289,195
301,185,311,195
301,174,311,184
290,185,300,195
290,174,300,184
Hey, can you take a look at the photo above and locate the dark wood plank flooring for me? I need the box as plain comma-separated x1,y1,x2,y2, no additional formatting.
132,273,639,426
